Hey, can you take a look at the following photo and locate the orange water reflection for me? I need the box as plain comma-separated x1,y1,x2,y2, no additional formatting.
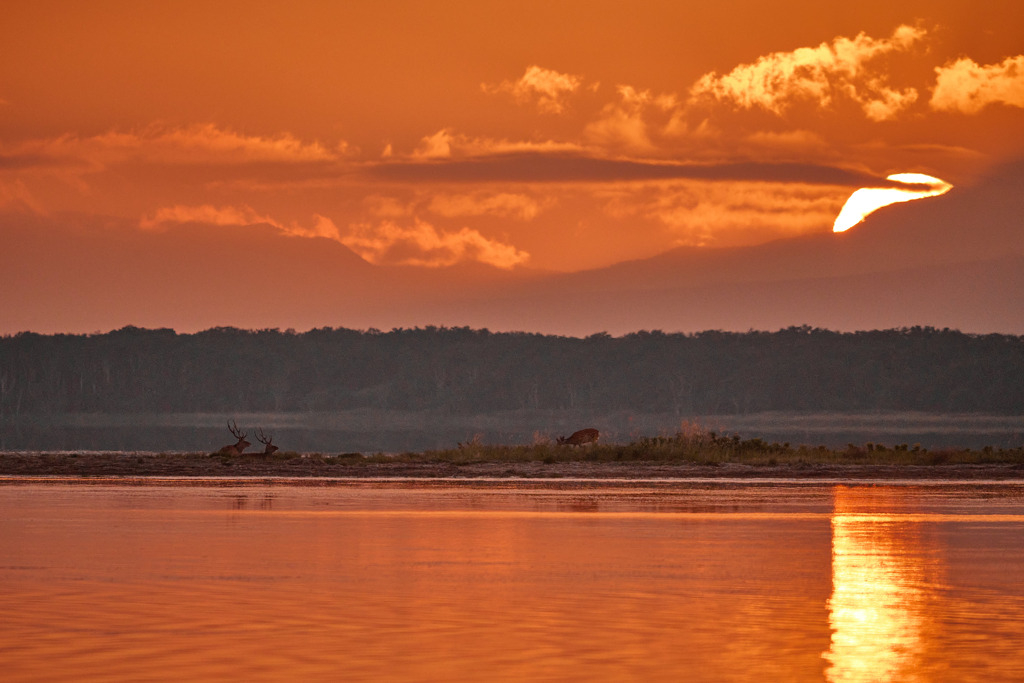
3,482,1024,681
0,483,835,681
822,485,1024,682
823,486,944,682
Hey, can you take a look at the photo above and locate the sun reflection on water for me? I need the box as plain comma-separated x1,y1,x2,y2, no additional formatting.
823,486,943,683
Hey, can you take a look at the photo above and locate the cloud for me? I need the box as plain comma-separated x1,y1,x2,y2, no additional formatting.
12,123,339,170
583,86,666,153
140,204,340,240
364,195,412,218
361,190,543,224
930,55,1024,114
459,138,582,157
412,129,455,159
121,123,338,163
369,152,882,186
340,218,530,269
0,179,45,213
140,204,274,230
483,65,584,114
689,24,925,120
601,180,847,247
744,129,828,154
427,192,543,220
410,128,581,160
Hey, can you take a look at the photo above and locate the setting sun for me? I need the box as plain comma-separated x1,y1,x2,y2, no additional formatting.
832,173,954,233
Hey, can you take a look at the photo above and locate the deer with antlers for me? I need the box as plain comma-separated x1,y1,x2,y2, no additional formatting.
557,428,599,446
217,420,251,455
255,428,279,455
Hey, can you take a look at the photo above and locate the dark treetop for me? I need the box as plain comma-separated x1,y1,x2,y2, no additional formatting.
2,325,1022,416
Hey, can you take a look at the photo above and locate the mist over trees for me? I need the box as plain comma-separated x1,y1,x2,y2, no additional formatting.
1,325,1022,417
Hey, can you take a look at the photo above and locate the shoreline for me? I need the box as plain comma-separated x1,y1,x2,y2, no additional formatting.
2,453,1023,481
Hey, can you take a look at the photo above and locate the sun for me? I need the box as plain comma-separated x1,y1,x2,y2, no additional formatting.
833,173,953,233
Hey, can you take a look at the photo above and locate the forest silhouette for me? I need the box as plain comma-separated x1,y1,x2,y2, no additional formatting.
2,325,1021,417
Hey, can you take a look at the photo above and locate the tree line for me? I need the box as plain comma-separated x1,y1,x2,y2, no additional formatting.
1,325,1022,417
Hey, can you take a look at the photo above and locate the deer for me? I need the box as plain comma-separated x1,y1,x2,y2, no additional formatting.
557,428,600,446
255,427,279,455
217,420,251,455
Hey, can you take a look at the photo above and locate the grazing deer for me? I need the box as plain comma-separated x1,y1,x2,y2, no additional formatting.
218,420,251,455
557,428,600,446
256,427,279,455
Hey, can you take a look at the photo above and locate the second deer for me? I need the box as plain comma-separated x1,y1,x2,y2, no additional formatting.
557,428,599,446
256,428,279,455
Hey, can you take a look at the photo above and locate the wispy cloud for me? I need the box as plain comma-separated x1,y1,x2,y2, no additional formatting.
140,204,275,230
689,25,925,121
140,204,340,240
600,180,847,247
122,123,339,163
369,153,881,186
743,129,828,155
412,129,456,160
410,128,581,160
583,86,676,153
482,65,584,114
931,55,1024,114
0,179,45,213
340,218,529,269
14,123,340,169
427,192,543,220
362,190,544,221
362,189,544,224
363,194,412,218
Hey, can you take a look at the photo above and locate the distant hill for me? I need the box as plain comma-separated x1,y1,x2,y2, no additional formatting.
1,160,1021,335
416,159,1024,335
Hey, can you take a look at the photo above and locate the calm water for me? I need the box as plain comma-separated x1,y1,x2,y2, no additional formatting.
2,479,1023,682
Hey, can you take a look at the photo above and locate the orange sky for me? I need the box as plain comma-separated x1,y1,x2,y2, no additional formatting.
1,1,1023,324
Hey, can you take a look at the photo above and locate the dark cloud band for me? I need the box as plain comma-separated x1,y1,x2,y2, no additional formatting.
365,154,894,187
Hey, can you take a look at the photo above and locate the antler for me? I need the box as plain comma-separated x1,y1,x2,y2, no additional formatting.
228,420,246,439
255,427,273,445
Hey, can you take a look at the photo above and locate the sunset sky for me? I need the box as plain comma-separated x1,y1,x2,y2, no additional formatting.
2,1,1023,333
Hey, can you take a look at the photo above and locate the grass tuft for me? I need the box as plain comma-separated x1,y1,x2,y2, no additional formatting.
351,423,1024,467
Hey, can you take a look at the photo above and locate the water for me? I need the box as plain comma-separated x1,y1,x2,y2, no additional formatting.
2,480,1023,682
